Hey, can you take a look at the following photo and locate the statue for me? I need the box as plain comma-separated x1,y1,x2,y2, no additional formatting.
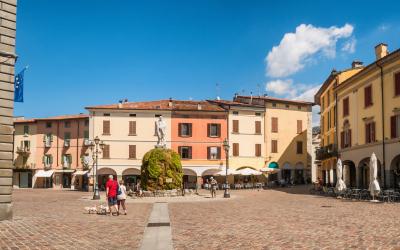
156,116,167,147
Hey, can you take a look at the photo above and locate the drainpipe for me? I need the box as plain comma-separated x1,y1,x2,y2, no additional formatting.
376,61,386,189
77,119,80,170
334,77,339,156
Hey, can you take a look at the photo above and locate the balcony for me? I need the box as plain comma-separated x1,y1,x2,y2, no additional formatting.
16,146,30,155
316,144,338,161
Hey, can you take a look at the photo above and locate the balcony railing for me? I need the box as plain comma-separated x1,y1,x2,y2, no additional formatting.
316,144,338,161
16,146,30,155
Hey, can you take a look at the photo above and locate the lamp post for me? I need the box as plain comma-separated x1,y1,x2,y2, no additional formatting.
223,138,230,198
90,136,105,200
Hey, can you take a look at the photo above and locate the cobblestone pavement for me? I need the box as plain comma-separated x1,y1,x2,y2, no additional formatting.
170,186,400,250
0,189,152,250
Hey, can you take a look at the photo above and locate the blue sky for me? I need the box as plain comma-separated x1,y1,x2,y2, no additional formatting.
14,0,400,122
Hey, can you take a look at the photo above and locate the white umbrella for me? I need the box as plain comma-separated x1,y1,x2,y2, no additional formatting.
369,152,381,201
237,168,262,176
335,159,346,193
260,167,280,173
215,169,239,176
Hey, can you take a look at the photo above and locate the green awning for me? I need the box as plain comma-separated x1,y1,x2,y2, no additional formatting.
269,162,279,169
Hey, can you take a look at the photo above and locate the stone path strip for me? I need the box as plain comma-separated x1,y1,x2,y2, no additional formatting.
140,202,173,250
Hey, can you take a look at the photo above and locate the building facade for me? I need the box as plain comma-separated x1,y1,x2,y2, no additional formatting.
13,115,90,190
234,95,313,183
314,66,362,185
0,0,17,220
336,43,400,189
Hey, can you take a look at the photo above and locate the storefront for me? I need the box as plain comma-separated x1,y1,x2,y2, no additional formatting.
13,169,33,188
72,170,89,191
33,170,54,188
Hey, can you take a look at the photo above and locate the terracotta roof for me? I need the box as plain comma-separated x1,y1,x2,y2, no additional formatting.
235,95,314,105
206,99,265,108
13,114,88,124
86,100,225,112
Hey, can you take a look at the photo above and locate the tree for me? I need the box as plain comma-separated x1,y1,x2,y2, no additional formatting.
141,148,183,191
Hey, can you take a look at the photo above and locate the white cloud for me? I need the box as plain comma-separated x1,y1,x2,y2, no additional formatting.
265,79,296,97
293,84,321,102
378,24,389,31
266,23,354,78
342,37,356,53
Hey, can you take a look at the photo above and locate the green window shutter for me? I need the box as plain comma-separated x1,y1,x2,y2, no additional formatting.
43,135,46,142
49,155,53,164
42,155,45,164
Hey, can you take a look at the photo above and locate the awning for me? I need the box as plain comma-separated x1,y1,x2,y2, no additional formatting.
54,169,75,173
73,170,88,176
268,162,279,169
34,170,54,178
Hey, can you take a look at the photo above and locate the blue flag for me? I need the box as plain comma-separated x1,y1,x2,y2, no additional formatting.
14,68,26,102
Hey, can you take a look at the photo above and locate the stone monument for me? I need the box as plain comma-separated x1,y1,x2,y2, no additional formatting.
155,115,167,148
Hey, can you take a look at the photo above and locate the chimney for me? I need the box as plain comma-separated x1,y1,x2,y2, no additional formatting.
375,43,388,60
118,100,123,108
250,91,253,104
197,103,202,110
351,60,363,69
168,98,173,107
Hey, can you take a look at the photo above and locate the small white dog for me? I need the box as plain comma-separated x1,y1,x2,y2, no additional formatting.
84,206,97,214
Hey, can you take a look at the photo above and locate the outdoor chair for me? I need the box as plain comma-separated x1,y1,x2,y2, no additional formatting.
351,189,361,200
378,191,390,202
359,189,371,200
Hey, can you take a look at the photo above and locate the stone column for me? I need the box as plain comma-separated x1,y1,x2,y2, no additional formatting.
0,0,17,221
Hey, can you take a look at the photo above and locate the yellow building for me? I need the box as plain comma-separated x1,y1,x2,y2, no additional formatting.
234,95,313,183
314,66,362,185
336,43,400,189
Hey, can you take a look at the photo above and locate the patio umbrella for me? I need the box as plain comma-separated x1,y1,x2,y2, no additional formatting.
260,167,280,173
335,159,346,193
237,168,262,176
368,152,381,201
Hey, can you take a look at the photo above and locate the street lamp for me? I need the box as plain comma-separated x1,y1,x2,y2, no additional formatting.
90,136,105,200
223,138,230,198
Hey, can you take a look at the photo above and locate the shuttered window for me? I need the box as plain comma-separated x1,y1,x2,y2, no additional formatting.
271,117,278,133
103,120,110,135
341,129,352,149
255,121,261,134
208,123,221,137
232,143,239,156
102,144,110,158
271,140,278,153
297,120,302,134
178,146,192,159
395,72,400,96
365,122,376,143
232,120,239,133
364,85,373,107
207,146,221,160
129,145,136,159
296,141,303,154
343,97,349,117
390,115,400,139
255,144,261,157
129,121,136,135
179,123,192,137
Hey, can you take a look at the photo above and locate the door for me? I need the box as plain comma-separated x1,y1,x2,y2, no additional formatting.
63,173,71,188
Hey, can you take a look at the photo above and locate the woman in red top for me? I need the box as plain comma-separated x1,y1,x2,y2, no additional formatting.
106,175,119,215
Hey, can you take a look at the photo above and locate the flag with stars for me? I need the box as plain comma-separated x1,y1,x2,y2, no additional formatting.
14,68,26,102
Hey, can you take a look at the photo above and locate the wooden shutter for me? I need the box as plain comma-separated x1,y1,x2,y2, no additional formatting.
340,131,345,148
343,98,349,117
391,115,397,138
233,143,239,156
371,122,376,142
129,145,136,159
255,121,261,134
364,86,372,107
297,120,302,134
255,144,261,157
217,124,221,137
129,121,136,135
297,141,303,154
188,123,192,137
207,147,211,160
217,147,221,159
188,147,192,159
178,146,182,157
395,73,400,96
233,120,239,133
365,123,370,143
103,145,110,158
271,117,278,132
49,155,53,164
349,129,352,147
271,140,277,153
178,123,182,137
103,120,110,134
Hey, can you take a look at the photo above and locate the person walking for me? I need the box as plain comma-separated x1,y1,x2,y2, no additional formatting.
105,175,119,216
210,177,218,198
117,180,127,215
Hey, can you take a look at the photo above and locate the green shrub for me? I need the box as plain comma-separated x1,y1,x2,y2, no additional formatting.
141,148,183,191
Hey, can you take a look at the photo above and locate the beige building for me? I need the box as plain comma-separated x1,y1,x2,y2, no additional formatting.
336,43,400,189
234,95,313,183
0,0,17,220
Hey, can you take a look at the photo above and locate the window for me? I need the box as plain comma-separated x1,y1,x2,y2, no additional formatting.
272,103,277,107
233,111,239,115
64,121,71,128
298,105,301,110
155,114,161,117
271,140,278,153
285,104,289,108
129,145,136,159
327,111,331,129
327,90,330,104
297,120,302,134
255,121,261,134
64,132,71,147
208,123,221,137
296,141,303,154
179,123,192,137
43,154,53,167
84,130,89,139
103,120,110,135
43,133,53,147
321,97,325,110
364,85,373,107
365,122,375,144
104,113,110,116
46,122,52,128
232,120,239,133
102,144,110,158
271,117,278,133
255,144,261,157
129,121,137,135
84,120,89,127
341,121,352,149
232,143,239,156
391,115,400,138
255,112,261,116
21,140,30,150
343,97,349,117
178,146,192,159
129,114,136,117
62,154,72,168
23,125,29,135
207,146,221,160
395,72,400,96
